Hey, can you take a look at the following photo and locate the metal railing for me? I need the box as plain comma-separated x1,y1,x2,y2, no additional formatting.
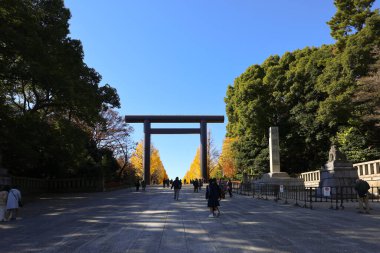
232,182,380,210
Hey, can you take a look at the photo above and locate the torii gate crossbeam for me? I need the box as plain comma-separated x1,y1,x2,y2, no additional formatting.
125,115,224,185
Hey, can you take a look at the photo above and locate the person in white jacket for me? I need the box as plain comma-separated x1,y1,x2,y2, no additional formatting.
6,186,22,221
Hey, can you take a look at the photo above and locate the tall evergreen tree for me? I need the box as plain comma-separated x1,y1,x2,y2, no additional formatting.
327,0,376,42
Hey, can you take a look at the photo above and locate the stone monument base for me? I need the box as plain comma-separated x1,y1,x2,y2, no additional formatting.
258,172,304,186
320,160,358,188
320,146,358,188
320,167,358,188
261,172,290,179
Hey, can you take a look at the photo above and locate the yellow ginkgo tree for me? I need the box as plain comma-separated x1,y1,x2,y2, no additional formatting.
130,140,168,184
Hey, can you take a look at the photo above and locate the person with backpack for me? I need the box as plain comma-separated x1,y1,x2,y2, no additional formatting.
5,186,22,221
171,177,181,200
355,179,371,214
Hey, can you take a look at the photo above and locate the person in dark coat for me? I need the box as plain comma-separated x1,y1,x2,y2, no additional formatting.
171,177,181,200
355,179,371,214
207,178,221,217
227,179,233,198
193,179,199,192
141,180,146,191
199,179,203,191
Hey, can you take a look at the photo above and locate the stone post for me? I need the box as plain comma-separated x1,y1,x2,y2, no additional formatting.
269,127,280,173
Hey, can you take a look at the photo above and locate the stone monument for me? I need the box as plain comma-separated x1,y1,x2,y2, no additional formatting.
258,127,303,185
0,153,11,186
319,145,358,188
267,127,289,178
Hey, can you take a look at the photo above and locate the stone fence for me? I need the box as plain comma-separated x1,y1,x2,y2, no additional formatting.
300,159,380,187
12,176,104,194
354,159,380,187
299,170,320,187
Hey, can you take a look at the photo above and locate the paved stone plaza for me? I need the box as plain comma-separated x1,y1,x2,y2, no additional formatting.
0,185,379,253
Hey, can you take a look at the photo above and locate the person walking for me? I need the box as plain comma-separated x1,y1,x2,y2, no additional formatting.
227,179,233,198
207,178,221,218
198,179,203,191
135,180,140,191
0,186,8,222
355,179,371,214
171,177,181,200
193,179,199,193
5,186,22,221
141,180,146,191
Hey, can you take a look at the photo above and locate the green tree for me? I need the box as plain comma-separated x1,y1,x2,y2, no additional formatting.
0,0,121,178
225,9,380,175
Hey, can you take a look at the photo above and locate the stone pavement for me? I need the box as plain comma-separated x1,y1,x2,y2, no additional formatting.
0,185,379,253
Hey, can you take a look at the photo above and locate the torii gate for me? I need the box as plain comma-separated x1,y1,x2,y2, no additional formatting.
125,115,224,185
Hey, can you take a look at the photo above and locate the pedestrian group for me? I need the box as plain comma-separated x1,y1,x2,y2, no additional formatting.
0,186,22,222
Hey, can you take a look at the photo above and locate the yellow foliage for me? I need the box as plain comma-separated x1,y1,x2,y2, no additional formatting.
129,141,143,178
218,137,237,178
183,148,201,182
130,140,169,184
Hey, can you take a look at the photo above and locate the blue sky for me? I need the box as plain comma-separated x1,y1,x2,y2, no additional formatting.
64,1,378,179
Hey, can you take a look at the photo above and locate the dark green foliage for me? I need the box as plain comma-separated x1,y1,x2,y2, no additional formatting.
225,9,380,176
4,115,92,178
0,0,121,179
327,0,375,42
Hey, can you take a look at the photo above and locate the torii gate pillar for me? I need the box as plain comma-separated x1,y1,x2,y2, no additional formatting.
143,120,151,184
200,121,207,182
